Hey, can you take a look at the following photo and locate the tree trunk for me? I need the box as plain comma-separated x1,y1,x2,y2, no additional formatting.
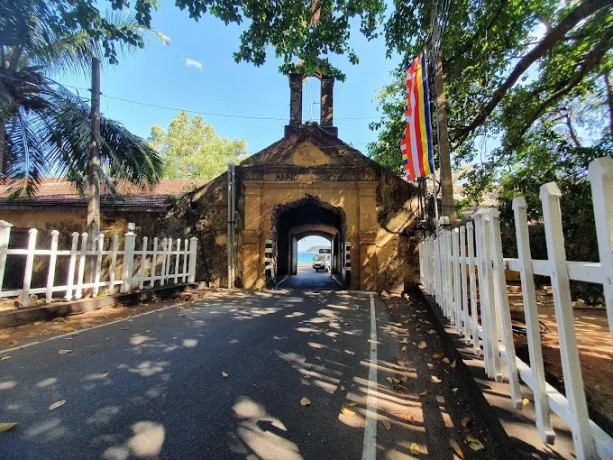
604,71,613,138
434,55,455,221
87,57,101,244
0,122,8,179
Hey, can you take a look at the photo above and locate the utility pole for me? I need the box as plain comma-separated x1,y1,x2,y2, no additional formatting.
87,57,101,244
431,9,455,222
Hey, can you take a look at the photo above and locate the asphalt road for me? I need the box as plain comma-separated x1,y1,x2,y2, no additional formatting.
276,267,342,290
0,290,504,459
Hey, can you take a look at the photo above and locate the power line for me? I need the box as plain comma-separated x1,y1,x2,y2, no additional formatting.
58,82,381,121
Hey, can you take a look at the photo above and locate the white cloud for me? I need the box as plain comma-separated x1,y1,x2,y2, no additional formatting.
185,58,202,70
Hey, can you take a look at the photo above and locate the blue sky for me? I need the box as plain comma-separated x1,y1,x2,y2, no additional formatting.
56,5,401,156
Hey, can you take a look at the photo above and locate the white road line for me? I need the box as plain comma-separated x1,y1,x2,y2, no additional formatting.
362,294,378,460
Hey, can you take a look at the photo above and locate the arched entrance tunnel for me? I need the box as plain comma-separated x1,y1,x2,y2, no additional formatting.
273,197,346,289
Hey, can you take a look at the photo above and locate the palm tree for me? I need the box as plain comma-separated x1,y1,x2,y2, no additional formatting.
0,1,168,197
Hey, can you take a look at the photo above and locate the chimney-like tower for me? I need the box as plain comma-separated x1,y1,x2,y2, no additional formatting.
285,68,338,137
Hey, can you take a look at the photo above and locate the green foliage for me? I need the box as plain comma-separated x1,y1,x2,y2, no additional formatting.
17,0,385,79
467,125,612,303
369,0,612,167
0,0,165,196
149,110,247,180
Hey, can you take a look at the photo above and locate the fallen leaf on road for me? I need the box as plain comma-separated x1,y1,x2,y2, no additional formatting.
523,398,530,407
432,352,444,359
121,327,129,331
401,345,407,352
460,417,472,428
415,327,421,332
33,322,41,326
49,400,66,411
431,376,442,383
303,375,312,379
393,384,409,393
404,411,415,422
385,377,393,384
381,420,391,430
442,357,450,364
465,436,485,451
300,397,311,407
97,372,110,379
347,402,358,407
341,407,356,417
427,329,436,334
401,376,409,383
344,349,355,356
63,326,75,333
1,355,10,360
418,341,427,349
451,360,457,368
419,390,429,396
157,314,164,318
58,349,72,355
221,371,228,378
315,356,322,361
410,442,420,455
9,341,18,348
450,440,465,459
0,423,17,432
392,378,401,384
341,385,346,391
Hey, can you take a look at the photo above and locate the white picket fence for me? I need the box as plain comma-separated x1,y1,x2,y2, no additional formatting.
0,222,198,307
418,157,613,459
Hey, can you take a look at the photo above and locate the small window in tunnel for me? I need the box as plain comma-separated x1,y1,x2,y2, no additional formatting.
298,235,331,274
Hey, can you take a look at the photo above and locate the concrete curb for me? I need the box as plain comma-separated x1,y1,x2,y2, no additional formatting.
0,284,190,329
416,285,517,459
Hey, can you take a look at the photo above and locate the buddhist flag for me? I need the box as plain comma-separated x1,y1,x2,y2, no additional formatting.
400,52,434,180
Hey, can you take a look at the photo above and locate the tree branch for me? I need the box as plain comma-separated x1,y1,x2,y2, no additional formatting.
507,29,613,148
604,71,613,138
453,0,613,144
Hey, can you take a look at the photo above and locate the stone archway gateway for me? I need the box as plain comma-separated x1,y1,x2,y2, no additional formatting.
179,68,422,292
271,195,346,277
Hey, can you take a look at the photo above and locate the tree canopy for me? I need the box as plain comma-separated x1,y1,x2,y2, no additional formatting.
371,0,612,172
0,0,166,196
149,111,247,180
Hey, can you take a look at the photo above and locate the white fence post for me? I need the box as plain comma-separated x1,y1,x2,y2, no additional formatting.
459,226,469,342
151,237,159,287
0,220,12,293
540,182,596,459
513,196,555,443
182,239,189,282
121,224,136,294
452,228,462,330
588,157,613,343
139,236,148,290
161,238,168,285
22,228,38,307
109,234,119,294
74,232,88,300
466,221,479,353
174,238,180,284
488,208,521,405
46,230,59,303
65,232,79,300
93,234,104,296
188,237,198,283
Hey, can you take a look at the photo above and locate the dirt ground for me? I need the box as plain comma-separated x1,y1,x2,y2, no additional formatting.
0,298,180,352
507,288,613,436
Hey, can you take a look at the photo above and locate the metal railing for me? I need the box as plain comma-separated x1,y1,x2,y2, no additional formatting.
418,157,613,459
